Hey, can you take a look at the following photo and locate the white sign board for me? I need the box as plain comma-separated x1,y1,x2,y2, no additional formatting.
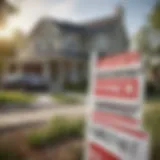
86,51,149,160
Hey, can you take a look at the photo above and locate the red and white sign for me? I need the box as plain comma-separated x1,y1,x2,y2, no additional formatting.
86,51,149,160
92,111,140,128
96,51,140,70
87,122,149,160
95,77,139,100
88,142,120,160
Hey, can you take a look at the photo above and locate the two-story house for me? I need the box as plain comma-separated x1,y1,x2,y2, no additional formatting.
4,6,129,91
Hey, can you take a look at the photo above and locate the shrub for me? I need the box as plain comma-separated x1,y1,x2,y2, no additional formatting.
68,119,84,138
47,117,84,142
28,117,85,148
47,117,71,142
27,130,49,148
64,80,88,93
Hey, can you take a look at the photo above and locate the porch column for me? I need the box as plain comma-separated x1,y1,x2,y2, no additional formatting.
80,62,87,80
57,60,65,91
70,61,79,83
17,62,23,74
43,61,51,82
3,62,9,76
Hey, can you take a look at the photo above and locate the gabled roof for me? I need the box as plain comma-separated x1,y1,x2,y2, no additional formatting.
29,11,121,37
56,21,86,33
85,14,118,27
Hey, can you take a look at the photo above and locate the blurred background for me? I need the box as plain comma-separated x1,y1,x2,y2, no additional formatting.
0,0,159,160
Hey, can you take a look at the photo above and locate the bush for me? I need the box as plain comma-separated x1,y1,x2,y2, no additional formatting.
27,130,49,148
68,119,84,138
146,81,160,100
28,117,85,148
47,117,72,142
64,80,87,93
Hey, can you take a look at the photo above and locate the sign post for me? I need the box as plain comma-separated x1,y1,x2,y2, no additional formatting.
86,51,149,160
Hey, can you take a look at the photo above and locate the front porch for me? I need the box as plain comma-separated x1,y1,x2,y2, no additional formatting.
3,58,87,92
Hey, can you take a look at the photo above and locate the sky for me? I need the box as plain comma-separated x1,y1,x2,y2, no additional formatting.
7,0,156,37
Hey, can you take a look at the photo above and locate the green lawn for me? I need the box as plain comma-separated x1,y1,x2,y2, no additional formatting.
0,91,35,104
53,94,81,104
144,99,160,160
0,91,82,105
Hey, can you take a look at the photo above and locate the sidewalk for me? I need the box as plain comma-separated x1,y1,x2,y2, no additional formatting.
0,105,86,131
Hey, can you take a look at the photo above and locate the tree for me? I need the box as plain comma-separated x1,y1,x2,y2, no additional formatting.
0,0,17,27
0,1,18,74
154,45,160,53
149,1,160,29
134,26,152,54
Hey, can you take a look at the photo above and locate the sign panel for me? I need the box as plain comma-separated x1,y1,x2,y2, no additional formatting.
95,77,139,100
92,51,144,119
96,52,140,70
86,51,149,160
87,122,148,160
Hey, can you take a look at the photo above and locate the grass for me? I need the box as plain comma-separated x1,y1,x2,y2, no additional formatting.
0,91,81,105
53,94,81,104
0,91,35,104
143,98,160,160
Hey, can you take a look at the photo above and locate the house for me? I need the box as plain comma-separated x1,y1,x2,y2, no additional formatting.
3,5,129,91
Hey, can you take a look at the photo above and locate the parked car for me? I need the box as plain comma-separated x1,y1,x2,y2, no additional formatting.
1,73,50,92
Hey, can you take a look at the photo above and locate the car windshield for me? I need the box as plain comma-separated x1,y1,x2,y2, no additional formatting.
22,73,46,84
3,74,22,82
3,73,47,84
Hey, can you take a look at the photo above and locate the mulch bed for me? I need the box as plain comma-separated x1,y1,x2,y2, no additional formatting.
0,127,84,160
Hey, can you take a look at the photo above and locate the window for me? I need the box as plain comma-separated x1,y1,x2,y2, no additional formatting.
63,34,81,52
92,34,110,51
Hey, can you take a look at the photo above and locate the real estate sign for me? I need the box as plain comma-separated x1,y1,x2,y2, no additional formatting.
86,51,149,160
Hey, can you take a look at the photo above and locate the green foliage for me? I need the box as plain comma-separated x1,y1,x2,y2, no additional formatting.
134,26,151,54
47,117,72,142
53,94,81,104
69,118,84,137
143,102,160,160
149,1,160,29
135,1,160,54
27,130,49,148
64,80,88,93
153,45,160,53
0,0,17,27
28,117,85,148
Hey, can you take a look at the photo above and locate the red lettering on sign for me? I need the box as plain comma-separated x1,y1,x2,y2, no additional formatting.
95,77,139,99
